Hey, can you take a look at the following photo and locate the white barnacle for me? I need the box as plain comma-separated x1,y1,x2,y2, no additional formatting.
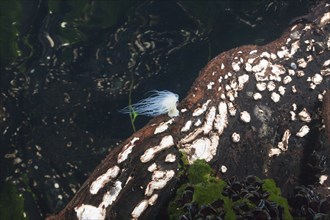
256,82,267,91
296,125,310,137
214,102,228,134
131,200,149,219
277,129,291,151
267,81,276,91
181,120,192,132
283,76,292,84
232,132,240,143
240,111,251,123
119,90,179,117
207,82,215,90
311,73,323,85
193,100,211,116
154,119,174,134
203,106,216,134
253,93,262,100
118,137,140,164
165,154,176,163
220,165,227,173
100,181,122,207
89,166,120,195
232,61,241,72
237,74,249,90
145,170,175,196
75,204,105,220
278,86,286,96
298,108,311,122
271,92,280,103
268,148,281,157
140,135,174,163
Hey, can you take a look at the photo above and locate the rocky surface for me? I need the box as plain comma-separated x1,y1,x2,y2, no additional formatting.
48,1,330,219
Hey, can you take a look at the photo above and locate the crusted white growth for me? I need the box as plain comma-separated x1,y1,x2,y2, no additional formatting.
131,195,159,219
181,120,192,132
75,204,105,220
214,102,228,134
298,108,311,122
145,170,175,196
253,93,262,100
232,61,241,72
277,129,291,151
220,165,227,173
278,86,286,96
232,132,240,143
154,119,174,134
131,200,149,219
238,74,249,90
165,154,176,163
147,163,157,172
269,148,281,157
271,92,281,103
256,82,267,91
193,100,211,116
194,119,202,127
227,102,237,116
319,175,328,185
283,76,292,84
296,125,310,137
207,82,215,90
89,166,120,194
240,111,251,123
203,107,216,134
118,137,139,164
267,81,276,91
140,135,174,163
101,181,122,207
119,90,179,117
311,73,323,85
181,134,219,164
320,12,330,25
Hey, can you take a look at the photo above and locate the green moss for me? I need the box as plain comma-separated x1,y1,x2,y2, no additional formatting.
168,159,237,219
188,159,213,184
0,181,27,220
193,178,225,205
262,179,293,220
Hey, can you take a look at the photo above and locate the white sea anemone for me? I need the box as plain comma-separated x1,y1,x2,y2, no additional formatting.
120,90,179,117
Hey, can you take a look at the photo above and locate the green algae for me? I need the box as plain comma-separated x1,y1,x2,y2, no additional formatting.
262,179,293,220
169,159,293,220
0,181,27,220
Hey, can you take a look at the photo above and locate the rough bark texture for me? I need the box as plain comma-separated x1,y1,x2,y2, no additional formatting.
49,2,330,220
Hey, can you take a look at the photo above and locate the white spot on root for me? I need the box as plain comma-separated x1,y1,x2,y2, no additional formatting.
154,119,174,134
90,166,120,194
140,135,174,163
165,154,176,163
232,132,240,143
296,125,310,137
118,137,140,164
277,129,291,151
214,102,228,134
240,111,251,123
145,170,175,196
271,92,281,103
220,165,227,173
181,120,192,132
75,204,105,220
269,148,281,157
298,108,311,122
180,134,219,164
193,100,211,116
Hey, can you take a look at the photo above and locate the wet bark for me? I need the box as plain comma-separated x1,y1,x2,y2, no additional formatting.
48,2,330,219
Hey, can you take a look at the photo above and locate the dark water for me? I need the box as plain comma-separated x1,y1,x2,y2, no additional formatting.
0,0,317,218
